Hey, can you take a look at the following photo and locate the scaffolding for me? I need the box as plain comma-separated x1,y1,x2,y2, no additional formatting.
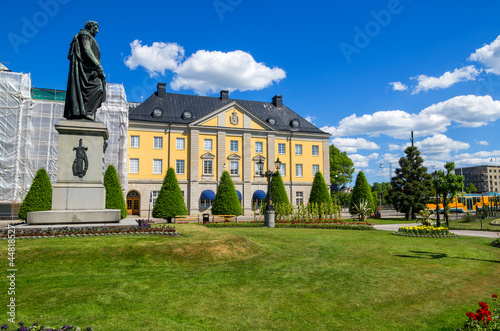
0,70,128,216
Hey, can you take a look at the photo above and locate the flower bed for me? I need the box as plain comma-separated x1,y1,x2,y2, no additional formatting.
458,294,499,330
205,219,373,230
490,219,500,226
0,221,178,240
394,225,457,238
1,322,92,331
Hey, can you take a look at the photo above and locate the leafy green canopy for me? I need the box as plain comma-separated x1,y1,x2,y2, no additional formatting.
18,168,52,220
309,171,332,205
104,165,127,219
329,145,355,187
212,171,242,215
152,167,188,219
390,146,433,220
349,171,374,215
436,162,465,226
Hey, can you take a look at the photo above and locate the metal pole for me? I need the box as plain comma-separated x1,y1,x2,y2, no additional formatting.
148,191,152,221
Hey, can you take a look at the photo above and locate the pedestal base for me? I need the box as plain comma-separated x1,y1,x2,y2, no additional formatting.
264,210,275,228
27,209,121,225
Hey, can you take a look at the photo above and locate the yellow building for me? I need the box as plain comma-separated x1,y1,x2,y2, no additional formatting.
127,84,331,216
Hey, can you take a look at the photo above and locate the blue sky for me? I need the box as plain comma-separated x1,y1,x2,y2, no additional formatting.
2,0,500,185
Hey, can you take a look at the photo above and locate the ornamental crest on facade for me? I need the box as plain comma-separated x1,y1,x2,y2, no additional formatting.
230,111,239,126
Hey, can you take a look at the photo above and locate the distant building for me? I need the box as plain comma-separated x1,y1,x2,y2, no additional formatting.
455,165,499,193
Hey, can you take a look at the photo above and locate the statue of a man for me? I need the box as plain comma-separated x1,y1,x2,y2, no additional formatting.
64,20,106,121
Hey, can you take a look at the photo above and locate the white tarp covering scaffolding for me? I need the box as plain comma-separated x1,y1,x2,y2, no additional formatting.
0,70,128,205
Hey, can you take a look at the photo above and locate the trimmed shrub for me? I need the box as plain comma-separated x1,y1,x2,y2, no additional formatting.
152,167,188,221
18,168,52,220
212,171,242,216
349,171,375,215
309,171,332,205
265,171,291,207
104,165,127,219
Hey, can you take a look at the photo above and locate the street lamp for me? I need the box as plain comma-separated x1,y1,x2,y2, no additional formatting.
433,171,441,227
257,158,282,228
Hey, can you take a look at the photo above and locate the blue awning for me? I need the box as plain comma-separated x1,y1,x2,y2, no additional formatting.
200,190,215,200
236,190,242,200
253,190,266,200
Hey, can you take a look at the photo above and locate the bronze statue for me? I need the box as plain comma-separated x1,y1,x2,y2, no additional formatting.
64,21,106,121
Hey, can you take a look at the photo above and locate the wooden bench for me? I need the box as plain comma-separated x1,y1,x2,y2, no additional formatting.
212,215,237,222
174,215,200,223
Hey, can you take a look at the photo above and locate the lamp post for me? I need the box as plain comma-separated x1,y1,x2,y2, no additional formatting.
433,171,441,227
258,158,282,228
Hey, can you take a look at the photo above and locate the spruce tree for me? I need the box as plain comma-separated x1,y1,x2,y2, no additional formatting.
264,171,291,207
212,171,242,215
309,171,332,205
349,171,374,215
104,165,127,219
18,168,52,220
390,146,433,220
152,167,188,221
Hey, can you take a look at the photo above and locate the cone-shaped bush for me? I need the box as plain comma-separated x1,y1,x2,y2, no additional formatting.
18,168,52,220
104,165,127,219
212,171,242,216
349,171,375,215
264,171,291,207
309,171,332,205
152,167,188,219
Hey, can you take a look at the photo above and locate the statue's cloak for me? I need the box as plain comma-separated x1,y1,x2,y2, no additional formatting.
63,29,106,120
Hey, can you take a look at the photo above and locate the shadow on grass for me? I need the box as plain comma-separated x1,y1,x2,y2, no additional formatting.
395,250,500,264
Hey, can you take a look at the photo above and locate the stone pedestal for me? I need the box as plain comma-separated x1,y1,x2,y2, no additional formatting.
28,119,121,225
264,210,275,228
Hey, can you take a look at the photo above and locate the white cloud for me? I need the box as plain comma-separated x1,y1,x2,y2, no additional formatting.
305,115,316,124
171,50,286,95
389,81,408,91
468,35,500,74
477,140,489,146
124,40,184,77
124,41,286,95
320,95,500,139
388,144,401,151
331,137,379,153
455,150,500,167
412,65,481,94
405,134,470,159
349,153,379,168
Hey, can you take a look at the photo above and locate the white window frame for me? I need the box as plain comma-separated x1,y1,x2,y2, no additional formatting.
313,164,319,175
295,144,302,156
204,139,213,151
203,160,213,175
279,163,286,177
296,164,303,177
255,141,263,153
176,160,185,175
230,161,239,175
201,199,213,208
129,158,139,174
152,191,160,206
312,145,319,156
130,136,140,148
278,143,286,155
296,191,304,205
230,140,238,152
153,136,163,149
153,159,162,175
176,138,185,150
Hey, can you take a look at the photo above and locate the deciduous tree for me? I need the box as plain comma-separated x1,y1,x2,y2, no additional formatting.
330,145,355,187
436,162,465,226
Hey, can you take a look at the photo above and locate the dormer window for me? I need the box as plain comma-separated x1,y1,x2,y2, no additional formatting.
153,108,162,117
182,110,192,119
290,119,300,128
267,117,276,125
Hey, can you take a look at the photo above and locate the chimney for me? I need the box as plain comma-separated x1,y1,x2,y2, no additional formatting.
273,95,283,107
157,83,166,98
220,90,229,100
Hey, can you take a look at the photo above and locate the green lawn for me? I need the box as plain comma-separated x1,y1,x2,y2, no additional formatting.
448,217,500,231
3,225,499,330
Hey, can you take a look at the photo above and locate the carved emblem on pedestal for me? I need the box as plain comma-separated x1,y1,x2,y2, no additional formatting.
230,111,239,126
73,139,89,178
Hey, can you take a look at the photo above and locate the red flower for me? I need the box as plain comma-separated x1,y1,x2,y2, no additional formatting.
466,312,475,319
493,294,498,300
